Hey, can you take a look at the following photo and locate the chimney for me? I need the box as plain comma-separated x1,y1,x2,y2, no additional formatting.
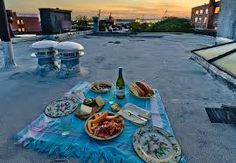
207,0,216,29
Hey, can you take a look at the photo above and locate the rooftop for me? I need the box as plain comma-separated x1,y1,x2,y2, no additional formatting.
39,8,72,13
0,33,236,162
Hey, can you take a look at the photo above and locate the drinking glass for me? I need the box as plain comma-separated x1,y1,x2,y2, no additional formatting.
60,115,72,136
108,89,116,105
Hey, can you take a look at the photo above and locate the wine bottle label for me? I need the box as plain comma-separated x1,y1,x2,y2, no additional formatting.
116,87,125,97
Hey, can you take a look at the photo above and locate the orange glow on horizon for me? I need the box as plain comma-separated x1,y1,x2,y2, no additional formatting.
6,0,210,19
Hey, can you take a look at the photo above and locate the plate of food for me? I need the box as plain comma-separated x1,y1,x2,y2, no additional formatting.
90,81,112,93
85,112,124,140
129,81,154,99
44,96,79,118
133,126,182,163
75,96,106,119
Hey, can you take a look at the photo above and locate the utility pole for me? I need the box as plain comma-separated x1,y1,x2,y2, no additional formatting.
0,0,17,70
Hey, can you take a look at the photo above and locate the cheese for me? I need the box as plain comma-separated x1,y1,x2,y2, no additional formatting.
80,104,93,114
95,96,105,107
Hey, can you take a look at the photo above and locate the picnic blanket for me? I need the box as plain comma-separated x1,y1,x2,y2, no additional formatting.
14,81,186,163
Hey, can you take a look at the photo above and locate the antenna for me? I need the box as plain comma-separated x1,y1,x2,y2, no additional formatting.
98,9,101,18
162,9,168,19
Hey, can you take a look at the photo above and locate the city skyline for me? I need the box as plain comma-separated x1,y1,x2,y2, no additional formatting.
6,0,209,19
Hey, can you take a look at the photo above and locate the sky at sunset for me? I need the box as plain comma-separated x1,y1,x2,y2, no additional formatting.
5,0,209,19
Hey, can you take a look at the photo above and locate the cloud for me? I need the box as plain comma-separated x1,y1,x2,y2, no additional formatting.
6,0,206,19
72,3,188,18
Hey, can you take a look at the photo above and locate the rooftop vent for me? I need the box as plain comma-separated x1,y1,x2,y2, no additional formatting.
55,41,85,77
31,40,59,71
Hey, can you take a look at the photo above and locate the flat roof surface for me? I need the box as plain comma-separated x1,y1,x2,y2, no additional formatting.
0,33,236,163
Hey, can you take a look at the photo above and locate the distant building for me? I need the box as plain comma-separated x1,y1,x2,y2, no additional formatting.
39,8,72,35
116,19,135,25
115,18,158,25
99,13,115,31
6,10,41,34
191,0,220,30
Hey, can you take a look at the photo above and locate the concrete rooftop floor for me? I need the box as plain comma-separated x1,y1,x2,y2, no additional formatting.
0,33,236,163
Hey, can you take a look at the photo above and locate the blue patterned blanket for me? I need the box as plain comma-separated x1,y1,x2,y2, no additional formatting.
14,81,186,163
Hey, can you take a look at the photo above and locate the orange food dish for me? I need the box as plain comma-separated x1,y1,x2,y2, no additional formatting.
86,112,124,139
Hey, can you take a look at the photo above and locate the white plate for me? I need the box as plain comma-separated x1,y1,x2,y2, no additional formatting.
133,126,182,163
44,96,79,118
118,103,151,125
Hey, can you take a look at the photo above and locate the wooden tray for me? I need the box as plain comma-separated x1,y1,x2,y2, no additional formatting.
74,102,104,119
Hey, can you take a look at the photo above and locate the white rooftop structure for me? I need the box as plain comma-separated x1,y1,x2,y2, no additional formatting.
56,41,85,56
31,40,58,49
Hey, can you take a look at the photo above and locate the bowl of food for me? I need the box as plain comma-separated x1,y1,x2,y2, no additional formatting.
90,81,112,93
129,81,154,99
85,112,124,140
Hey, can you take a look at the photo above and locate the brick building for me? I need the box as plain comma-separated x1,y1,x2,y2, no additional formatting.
39,8,72,35
191,0,220,30
7,10,41,34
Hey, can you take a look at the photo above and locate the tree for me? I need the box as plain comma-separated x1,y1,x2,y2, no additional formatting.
151,17,193,32
130,17,193,33
130,21,141,32
73,16,91,31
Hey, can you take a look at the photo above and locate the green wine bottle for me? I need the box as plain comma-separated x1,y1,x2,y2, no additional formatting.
116,67,125,99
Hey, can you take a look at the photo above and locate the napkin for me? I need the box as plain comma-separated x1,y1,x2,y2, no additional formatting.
150,92,164,128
